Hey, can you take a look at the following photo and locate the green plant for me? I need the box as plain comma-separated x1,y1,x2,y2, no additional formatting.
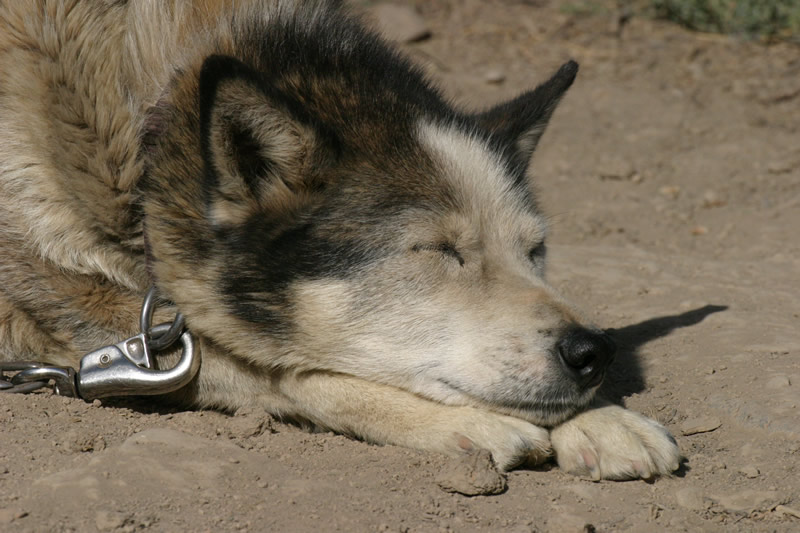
651,0,800,42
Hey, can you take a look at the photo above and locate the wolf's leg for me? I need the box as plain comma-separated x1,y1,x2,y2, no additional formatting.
550,399,681,480
270,372,551,471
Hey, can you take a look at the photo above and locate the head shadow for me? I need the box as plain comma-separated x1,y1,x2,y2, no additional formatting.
600,304,728,403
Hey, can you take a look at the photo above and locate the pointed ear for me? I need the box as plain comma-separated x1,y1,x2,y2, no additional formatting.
475,60,578,175
199,55,323,226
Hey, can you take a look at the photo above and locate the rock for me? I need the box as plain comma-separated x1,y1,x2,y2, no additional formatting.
436,449,507,496
658,185,680,199
62,430,105,453
675,487,709,511
598,155,635,180
0,508,27,524
702,189,726,208
228,407,273,439
766,375,791,389
738,465,760,478
712,489,780,513
484,69,506,84
95,510,128,531
767,159,798,174
680,416,722,435
710,460,727,472
775,505,800,519
368,3,431,43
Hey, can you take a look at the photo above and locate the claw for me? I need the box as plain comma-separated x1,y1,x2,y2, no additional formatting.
632,460,652,480
581,449,601,480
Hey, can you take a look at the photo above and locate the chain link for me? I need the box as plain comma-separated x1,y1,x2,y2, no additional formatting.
0,362,50,393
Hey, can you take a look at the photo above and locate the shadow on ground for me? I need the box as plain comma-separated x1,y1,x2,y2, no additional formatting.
602,304,728,402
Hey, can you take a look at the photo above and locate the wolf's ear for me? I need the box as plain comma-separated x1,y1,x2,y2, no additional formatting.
475,60,578,176
199,55,323,225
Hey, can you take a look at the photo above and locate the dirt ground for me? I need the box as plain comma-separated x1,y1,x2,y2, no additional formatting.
2,1,800,531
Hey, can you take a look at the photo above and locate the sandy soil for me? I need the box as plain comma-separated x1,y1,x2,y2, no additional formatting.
2,1,800,531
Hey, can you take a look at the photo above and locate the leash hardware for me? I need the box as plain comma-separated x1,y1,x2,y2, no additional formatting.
0,288,199,400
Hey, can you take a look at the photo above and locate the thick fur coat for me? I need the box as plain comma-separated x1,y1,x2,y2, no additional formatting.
0,0,680,478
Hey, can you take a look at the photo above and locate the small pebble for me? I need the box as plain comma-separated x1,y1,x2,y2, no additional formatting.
767,159,798,174
658,185,680,198
0,508,27,524
738,465,760,478
369,3,431,43
710,460,727,472
436,449,507,496
775,505,800,519
766,375,791,389
598,155,635,180
484,69,506,84
681,416,722,435
95,511,128,531
702,189,726,208
712,489,779,513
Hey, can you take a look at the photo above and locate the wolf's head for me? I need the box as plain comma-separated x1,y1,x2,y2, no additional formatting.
140,4,615,426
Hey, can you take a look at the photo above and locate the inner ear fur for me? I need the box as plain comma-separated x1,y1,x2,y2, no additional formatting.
199,55,323,226
475,60,578,176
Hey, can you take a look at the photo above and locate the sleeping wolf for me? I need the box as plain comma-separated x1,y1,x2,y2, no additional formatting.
0,0,679,479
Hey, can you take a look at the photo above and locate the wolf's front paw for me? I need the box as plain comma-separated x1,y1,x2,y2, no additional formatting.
550,401,680,480
439,409,551,472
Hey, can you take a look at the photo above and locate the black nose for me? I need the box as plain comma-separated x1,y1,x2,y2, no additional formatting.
557,327,616,389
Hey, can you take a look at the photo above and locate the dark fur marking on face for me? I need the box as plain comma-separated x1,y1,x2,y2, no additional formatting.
528,242,547,269
218,211,376,330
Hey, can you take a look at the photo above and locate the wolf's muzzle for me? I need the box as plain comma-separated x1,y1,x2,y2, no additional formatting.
556,327,616,389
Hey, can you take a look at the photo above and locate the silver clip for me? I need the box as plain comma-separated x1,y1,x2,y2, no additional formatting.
76,323,198,400
0,287,200,400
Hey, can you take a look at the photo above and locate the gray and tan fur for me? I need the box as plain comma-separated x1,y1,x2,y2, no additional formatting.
0,0,680,478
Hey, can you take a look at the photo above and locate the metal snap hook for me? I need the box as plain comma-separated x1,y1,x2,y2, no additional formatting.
75,323,199,400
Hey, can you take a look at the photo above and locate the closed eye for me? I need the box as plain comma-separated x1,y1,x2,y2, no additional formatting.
528,242,546,264
412,243,465,266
